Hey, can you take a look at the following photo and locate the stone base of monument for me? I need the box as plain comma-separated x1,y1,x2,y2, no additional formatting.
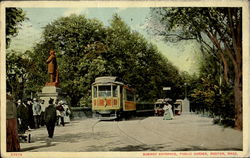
38,85,62,111
182,98,190,114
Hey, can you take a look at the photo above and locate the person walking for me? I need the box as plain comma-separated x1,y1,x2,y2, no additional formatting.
163,100,174,120
6,92,20,151
62,100,71,124
32,98,42,128
44,98,57,138
57,100,65,126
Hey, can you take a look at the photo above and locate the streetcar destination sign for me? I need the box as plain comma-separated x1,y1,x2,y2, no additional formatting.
163,87,171,90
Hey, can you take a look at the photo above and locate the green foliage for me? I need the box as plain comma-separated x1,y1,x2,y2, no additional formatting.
189,53,235,124
26,14,182,106
27,14,107,106
6,8,27,48
104,15,181,102
6,50,34,101
149,7,242,128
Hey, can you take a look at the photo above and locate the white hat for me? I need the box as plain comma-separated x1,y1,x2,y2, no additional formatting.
17,99,21,103
33,98,37,101
59,100,63,105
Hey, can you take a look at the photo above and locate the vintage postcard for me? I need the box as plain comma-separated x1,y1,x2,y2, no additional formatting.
1,0,249,158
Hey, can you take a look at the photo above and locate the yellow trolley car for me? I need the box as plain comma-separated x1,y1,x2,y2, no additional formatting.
92,76,136,120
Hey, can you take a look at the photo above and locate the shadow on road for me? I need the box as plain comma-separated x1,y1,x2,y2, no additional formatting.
100,117,149,122
20,142,56,152
173,146,242,151
110,144,167,151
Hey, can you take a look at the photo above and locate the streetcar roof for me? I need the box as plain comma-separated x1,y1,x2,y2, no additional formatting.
155,99,165,104
92,76,124,85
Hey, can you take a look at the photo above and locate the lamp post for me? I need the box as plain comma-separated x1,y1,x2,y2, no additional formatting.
184,83,187,99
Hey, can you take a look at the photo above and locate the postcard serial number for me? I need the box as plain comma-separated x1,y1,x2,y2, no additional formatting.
11,153,22,156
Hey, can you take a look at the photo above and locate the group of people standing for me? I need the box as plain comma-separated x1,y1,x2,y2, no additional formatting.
6,92,45,151
6,93,71,151
16,98,42,134
55,99,71,126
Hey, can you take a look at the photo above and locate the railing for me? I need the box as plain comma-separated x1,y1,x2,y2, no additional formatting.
70,107,92,119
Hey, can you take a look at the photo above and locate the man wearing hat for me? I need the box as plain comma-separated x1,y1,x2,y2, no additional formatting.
32,98,41,129
44,98,57,138
17,99,29,134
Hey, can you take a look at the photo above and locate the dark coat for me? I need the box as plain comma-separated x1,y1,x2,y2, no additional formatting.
17,104,29,133
17,104,29,123
44,104,57,124
6,99,17,119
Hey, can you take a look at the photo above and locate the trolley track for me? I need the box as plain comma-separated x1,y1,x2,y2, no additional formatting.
91,120,101,133
91,118,146,146
138,117,191,147
116,121,146,145
91,117,190,150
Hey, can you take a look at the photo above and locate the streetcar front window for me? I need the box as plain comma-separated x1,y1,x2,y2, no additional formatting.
98,85,111,97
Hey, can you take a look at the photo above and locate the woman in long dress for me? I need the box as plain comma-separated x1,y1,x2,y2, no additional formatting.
163,102,174,120
62,101,71,123
6,94,20,151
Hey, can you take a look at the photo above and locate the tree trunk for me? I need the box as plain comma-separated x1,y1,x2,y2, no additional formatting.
219,52,229,84
234,70,242,130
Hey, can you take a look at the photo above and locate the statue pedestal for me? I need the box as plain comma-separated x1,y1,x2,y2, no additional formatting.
182,98,190,114
38,85,62,111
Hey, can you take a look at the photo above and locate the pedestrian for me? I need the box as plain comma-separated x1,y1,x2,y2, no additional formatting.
62,100,71,124
32,98,42,128
56,100,65,126
56,109,61,126
40,100,45,126
55,99,60,126
6,92,20,152
17,99,29,134
163,100,174,120
26,98,35,129
44,98,57,138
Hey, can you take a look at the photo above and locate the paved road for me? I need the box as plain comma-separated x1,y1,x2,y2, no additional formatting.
20,114,242,152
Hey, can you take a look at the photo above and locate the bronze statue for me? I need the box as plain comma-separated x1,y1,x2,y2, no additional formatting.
46,50,59,86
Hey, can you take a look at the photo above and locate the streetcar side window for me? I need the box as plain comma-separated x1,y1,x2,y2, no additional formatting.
126,90,134,101
98,85,111,97
112,85,118,97
93,86,97,98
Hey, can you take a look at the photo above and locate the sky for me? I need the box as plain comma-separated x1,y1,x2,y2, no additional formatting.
8,7,202,74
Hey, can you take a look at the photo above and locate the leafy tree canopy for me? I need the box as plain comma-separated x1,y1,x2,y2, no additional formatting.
6,8,27,48
26,14,183,106
149,7,242,129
